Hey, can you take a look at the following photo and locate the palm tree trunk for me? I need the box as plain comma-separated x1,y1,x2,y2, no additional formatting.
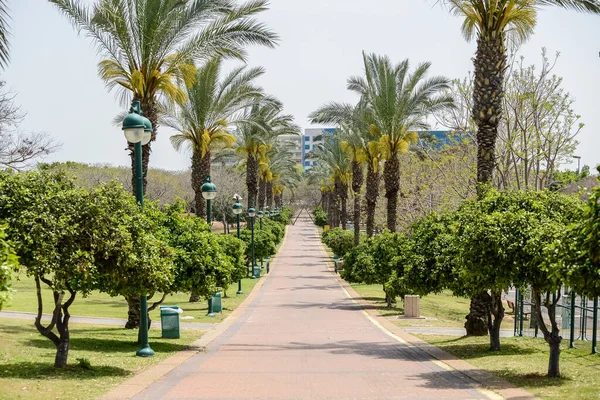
191,149,205,218
246,154,259,228
473,35,506,187
258,177,266,210
266,181,274,209
351,160,364,245
383,154,400,232
466,34,507,335
340,183,348,230
365,163,380,237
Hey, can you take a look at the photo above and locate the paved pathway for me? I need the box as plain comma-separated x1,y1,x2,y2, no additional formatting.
132,216,491,400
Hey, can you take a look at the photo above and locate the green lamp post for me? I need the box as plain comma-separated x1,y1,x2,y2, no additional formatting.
201,176,217,224
248,208,256,278
233,195,243,294
122,100,154,358
201,176,217,317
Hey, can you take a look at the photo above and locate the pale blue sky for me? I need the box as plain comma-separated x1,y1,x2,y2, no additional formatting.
3,1,599,171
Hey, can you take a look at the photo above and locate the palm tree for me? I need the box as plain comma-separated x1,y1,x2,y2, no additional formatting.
234,101,300,213
49,0,277,192
443,0,600,337
0,0,10,69
309,132,351,229
310,103,369,244
165,57,267,218
442,0,600,188
348,53,453,232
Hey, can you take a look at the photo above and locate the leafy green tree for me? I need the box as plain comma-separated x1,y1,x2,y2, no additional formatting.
347,53,453,232
49,0,277,191
456,190,582,353
321,228,354,258
312,205,328,227
166,57,267,218
0,224,17,310
342,231,413,307
239,228,276,266
0,172,173,368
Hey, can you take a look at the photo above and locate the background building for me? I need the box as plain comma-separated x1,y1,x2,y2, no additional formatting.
303,128,335,170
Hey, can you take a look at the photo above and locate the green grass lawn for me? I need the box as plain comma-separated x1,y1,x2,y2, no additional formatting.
349,284,515,330
420,335,600,400
5,274,261,324
0,318,204,400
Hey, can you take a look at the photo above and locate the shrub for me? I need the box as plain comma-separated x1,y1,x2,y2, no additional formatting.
321,228,354,257
239,228,277,263
313,205,328,227
261,218,284,244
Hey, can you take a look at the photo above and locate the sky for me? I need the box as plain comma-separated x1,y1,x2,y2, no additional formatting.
3,0,600,172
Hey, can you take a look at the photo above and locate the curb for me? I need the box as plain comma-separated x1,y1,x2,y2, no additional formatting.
317,230,539,400
100,228,289,400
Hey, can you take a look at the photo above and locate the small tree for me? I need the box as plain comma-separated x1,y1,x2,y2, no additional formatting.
0,224,17,309
0,172,174,368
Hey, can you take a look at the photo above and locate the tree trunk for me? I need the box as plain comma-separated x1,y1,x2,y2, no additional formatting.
365,163,380,237
473,34,507,186
465,291,489,336
351,160,363,245
54,337,70,368
191,149,205,218
246,154,259,228
266,181,274,210
547,335,561,378
189,291,201,303
340,183,348,230
125,295,140,329
383,154,400,232
488,290,504,351
258,178,266,210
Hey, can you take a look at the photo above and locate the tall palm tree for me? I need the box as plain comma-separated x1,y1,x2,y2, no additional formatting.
443,0,600,337
310,103,369,244
234,101,300,212
0,0,10,69
165,57,267,218
309,132,351,229
443,0,600,188
49,0,277,192
348,53,453,232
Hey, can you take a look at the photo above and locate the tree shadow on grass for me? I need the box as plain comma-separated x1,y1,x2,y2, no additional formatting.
492,370,571,388
431,341,538,360
0,361,131,380
26,337,192,354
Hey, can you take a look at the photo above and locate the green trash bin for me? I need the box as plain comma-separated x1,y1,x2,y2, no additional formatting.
252,265,261,279
160,305,181,339
212,292,223,313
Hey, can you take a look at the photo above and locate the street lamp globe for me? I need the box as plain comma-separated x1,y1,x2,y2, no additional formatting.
122,111,146,143
248,208,256,217
141,117,152,145
257,210,264,219
232,202,243,215
201,176,217,200
266,211,270,217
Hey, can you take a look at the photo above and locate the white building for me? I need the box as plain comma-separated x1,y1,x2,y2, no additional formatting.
278,134,302,164
302,128,335,170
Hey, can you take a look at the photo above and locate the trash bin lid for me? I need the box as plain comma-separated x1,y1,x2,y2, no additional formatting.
161,308,179,315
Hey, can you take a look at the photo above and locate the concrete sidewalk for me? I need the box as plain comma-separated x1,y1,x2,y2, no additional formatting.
103,215,533,400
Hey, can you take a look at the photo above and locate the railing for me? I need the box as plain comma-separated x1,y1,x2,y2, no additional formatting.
514,288,599,353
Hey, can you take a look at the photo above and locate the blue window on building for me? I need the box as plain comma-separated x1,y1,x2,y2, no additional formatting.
312,161,317,166
305,144,310,150
304,161,310,167
303,136,309,142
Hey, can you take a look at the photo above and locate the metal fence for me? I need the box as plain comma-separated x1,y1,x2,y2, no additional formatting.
513,287,600,353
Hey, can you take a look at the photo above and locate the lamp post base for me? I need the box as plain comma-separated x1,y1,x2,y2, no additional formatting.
136,345,155,357
206,312,216,317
